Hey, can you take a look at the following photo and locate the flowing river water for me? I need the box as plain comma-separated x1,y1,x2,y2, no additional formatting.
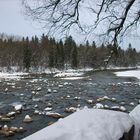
0,70,140,140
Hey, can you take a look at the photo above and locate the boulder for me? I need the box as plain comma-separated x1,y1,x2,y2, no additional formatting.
17,127,26,133
1,117,11,122
6,111,16,117
3,130,15,137
9,127,18,132
2,125,8,131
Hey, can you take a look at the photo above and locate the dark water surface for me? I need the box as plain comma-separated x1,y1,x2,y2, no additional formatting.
0,71,140,140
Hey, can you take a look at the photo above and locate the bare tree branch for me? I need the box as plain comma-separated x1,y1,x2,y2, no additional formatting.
22,0,140,47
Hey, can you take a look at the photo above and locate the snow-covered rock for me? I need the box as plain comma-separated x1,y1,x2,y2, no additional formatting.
104,105,109,109
44,107,52,111
1,117,11,122
5,88,8,92
23,108,134,140
7,111,16,117
87,99,93,104
64,82,69,85
34,110,39,115
130,102,135,106
58,85,63,88
14,104,22,111
23,115,33,123
103,96,110,100
67,95,70,98
9,126,18,132
18,127,25,133
111,106,120,110
53,90,57,93
97,96,110,102
3,125,8,131
37,87,41,91
34,104,38,108
93,103,104,109
32,91,36,94
74,96,80,100
46,112,63,118
111,97,117,101
111,106,126,112
65,107,79,113
120,106,126,112
47,89,52,93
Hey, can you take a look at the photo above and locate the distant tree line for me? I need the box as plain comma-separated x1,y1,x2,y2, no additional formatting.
0,33,139,72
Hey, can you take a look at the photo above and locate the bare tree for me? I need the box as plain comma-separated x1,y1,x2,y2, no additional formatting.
22,0,140,47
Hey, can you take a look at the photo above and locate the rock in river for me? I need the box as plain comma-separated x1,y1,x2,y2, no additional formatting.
23,115,33,123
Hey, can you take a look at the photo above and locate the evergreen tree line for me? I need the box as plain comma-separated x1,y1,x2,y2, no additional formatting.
0,33,139,72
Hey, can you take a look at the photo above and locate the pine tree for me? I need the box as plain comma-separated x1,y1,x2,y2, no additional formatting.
71,42,78,68
64,36,74,65
23,39,31,72
48,38,55,68
58,40,64,68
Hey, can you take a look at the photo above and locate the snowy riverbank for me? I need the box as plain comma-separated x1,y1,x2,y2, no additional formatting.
115,69,140,80
0,72,28,79
0,68,93,79
0,66,138,80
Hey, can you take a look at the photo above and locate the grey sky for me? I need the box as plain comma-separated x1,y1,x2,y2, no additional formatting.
0,0,43,37
0,0,139,51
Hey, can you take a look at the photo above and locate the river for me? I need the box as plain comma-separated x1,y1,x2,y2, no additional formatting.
0,70,140,140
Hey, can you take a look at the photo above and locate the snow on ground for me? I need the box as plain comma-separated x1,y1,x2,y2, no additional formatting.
129,105,140,140
61,77,85,80
114,69,140,80
107,66,137,70
54,68,93,78
30,67,93,75
0,72,28,79
23,108,134,140
0,68,93,79
54,71,84,78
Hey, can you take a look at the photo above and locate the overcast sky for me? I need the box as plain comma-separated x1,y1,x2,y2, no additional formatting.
0,0,139,51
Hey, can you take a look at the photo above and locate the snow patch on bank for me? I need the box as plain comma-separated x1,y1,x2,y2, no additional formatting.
54,68,93,78
107,66,137,70
114,69,140,80
61,77,85,80
23,108,134,140
54,72,84,78
0,72,28,79
0,67,93,79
